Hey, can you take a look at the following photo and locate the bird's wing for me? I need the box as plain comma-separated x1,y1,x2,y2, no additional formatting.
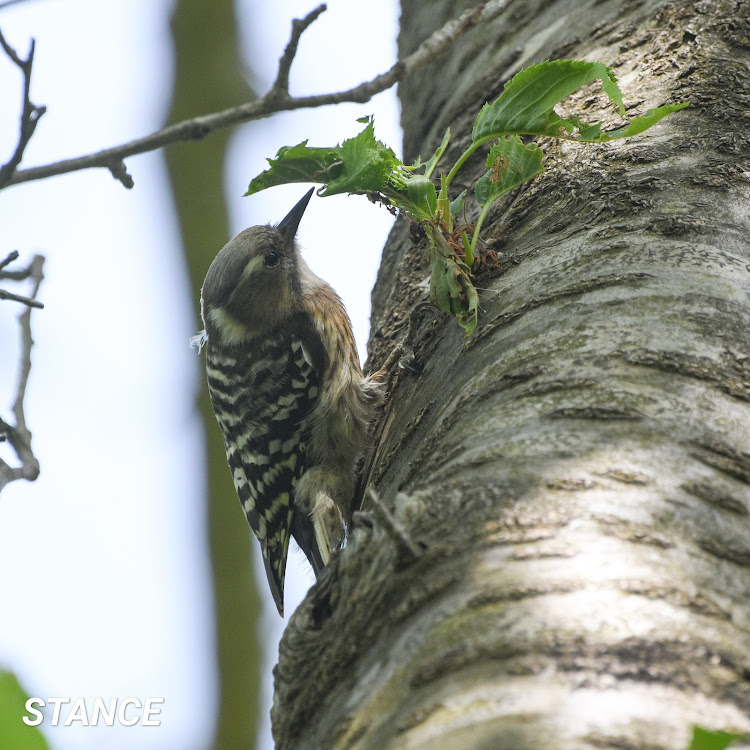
207,316,326,615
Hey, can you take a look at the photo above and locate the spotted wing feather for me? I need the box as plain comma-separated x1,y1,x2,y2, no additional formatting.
206,316,324,615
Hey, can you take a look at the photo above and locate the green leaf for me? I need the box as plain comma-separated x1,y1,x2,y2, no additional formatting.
421,128,451,179
473,60,624,143
246,117,401,198
472,59,687,147
686,727,750,750
450,189,467,218
246,141,341,195
404,175,438,221
323,118,400,196
605,102,689,139
424,225,478,336
475,136,544,207
0,671,50,750
461,230,473,267
244,59,687,341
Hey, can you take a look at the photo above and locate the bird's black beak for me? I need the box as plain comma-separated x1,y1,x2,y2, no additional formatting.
278,187,314,240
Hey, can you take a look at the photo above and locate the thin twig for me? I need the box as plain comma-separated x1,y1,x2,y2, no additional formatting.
0,249,45,307
367,488,423,564
12,255,43,427
270,4,327,100
0,250,19,271
0,29,46,189
0,254,44,491
0,0,43,9
108,159,134,189
0,287,44,308
2,0,509,189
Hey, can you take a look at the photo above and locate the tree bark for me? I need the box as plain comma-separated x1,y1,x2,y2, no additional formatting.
272,1,750,748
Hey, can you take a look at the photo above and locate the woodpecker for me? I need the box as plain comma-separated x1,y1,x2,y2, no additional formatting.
193,189,381,616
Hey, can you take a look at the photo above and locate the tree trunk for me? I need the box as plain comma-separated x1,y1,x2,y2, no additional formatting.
165,2,262,748
272,1,750,748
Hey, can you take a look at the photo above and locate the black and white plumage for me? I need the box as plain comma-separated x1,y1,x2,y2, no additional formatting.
194,189,381,616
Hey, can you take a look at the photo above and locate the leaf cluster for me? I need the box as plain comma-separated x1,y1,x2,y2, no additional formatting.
686,726,750,750
247,60,687,335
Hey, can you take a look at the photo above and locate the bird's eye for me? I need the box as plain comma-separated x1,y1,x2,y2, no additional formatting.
263,251,279,267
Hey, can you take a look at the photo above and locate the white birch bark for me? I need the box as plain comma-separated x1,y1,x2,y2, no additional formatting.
273,2,750,748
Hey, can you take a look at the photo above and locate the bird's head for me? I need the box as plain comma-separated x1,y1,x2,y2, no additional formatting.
201,188,314,345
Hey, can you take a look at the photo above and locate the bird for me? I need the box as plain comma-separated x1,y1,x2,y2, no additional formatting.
193,188,381,616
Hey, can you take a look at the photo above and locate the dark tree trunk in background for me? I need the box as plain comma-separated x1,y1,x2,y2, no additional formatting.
165,2,261,749
273,1,750,748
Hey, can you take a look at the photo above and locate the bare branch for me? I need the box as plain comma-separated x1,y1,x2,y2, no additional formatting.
0,287,44,308
2,0,509,189
269,4,327,100
108,159,134,189
0,29,47,189
0,249,45,307
401,0,509,76
0,253,44,492
0,250,19,271
0,0,44,9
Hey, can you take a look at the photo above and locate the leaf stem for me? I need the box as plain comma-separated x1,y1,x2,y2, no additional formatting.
461,231,472,266
469,199,493,259
443,141,481,194
438,174,452,232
